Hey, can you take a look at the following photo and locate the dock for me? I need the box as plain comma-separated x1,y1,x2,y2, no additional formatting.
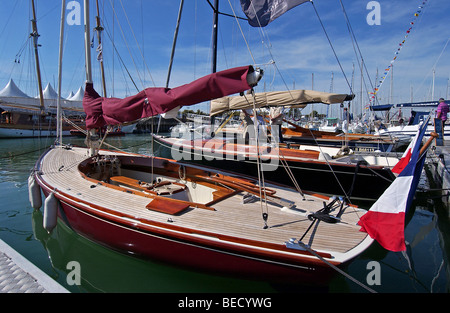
0,239,69,293
426,140,450,216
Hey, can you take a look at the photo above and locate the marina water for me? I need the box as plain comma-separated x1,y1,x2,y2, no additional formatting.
0,135,449,293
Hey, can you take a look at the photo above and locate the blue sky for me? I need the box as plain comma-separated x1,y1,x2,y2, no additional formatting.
0,0,449,116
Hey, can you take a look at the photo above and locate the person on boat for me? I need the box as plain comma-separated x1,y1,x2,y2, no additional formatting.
240,109,268,144
240,109,254,144
436,98,449,123
435,98,449,143
342,107,352,133
269,107,284,143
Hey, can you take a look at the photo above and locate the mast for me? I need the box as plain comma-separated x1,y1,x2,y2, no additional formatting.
166,0,184,88
158,0,184,134
84,0,98,156
311,73,314,119
84,0,93,83
360,59,363,117
209,0,219,130
30,0,45,114
211,0,219,74
56,0,67,144
95,0,107,97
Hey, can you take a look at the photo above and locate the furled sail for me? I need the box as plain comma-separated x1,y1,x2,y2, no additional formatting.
83,65,260,129
240,0,309,27
210,89,354,116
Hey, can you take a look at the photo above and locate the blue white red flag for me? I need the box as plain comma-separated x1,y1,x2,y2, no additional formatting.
391,122,427,174
358,117,430,252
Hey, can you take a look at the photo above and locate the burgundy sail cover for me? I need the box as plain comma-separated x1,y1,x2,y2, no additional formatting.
83,65,254,129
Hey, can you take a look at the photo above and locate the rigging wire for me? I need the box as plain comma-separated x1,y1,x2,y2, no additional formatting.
235,0,358,202
117,0,155,87
297,240,377,293
7,36,30,85
0,0,19,42
225,0,357,203
102,25,140,92
247,90,270,229
414,37,450,100
228,0,296,100
310,1,352,95
338,0,397,165
104,0,149,91
226,0,256,65
338,0,376,108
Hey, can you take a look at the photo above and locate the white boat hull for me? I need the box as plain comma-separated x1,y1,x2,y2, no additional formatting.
378,124,450,140
0,127,71,138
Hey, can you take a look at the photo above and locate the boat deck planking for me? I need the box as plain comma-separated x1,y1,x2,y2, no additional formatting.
37,146,369,260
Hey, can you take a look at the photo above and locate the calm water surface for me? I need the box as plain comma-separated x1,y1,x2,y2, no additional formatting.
0,135,449,293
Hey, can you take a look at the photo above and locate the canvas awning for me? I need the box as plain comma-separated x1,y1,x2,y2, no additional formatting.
210,89,353,116
82,65,256,129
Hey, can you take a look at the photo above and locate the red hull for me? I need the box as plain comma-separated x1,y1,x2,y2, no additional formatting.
39,187,337,285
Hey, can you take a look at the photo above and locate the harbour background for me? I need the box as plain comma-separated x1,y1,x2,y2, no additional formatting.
0,135,449,293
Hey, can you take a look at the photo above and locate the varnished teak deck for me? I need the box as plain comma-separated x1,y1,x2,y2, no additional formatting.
37,146,370,263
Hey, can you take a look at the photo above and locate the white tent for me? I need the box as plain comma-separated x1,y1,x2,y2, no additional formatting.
0,80,84,113
0,79,30,98
42,83,60,99
69,86,84,101
0,79,40,109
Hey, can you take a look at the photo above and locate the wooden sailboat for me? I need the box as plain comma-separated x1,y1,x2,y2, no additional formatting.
153,133,398,202
282,119,409,152
153,88,400,202
32,143,374,284
28,0,376,286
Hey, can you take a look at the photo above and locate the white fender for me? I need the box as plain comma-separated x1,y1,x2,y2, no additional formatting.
43,192,58,232
28,174,42,210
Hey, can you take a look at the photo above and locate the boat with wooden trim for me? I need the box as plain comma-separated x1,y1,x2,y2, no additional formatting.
29,0,374,286
153,134,399,202
153,88,401,202
281,119,409,153
29,55,373,285
208,90,409,153
31,144,373,284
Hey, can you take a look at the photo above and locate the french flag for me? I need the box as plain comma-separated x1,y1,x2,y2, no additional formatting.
358,117,431,252
391,131,420,174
